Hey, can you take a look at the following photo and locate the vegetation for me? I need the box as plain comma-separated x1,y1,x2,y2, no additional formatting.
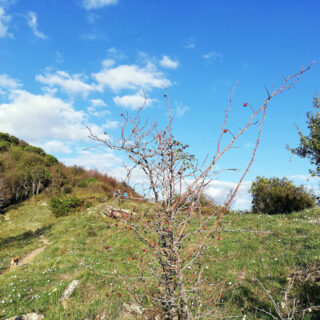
250,176,316,214
0,132,137,213
49,195,83,217
0,196,319,319
289,94,320,176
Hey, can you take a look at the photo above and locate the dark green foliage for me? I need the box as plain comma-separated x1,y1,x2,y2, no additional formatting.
44,154,58,166
0,132,10,141
0,141,10,152
250,176,315,214
63,186,73,194
8,136,19,145
49,195,83,217
24,145,46,156
289,95,320,176
292,280,320,307
78,177,97,188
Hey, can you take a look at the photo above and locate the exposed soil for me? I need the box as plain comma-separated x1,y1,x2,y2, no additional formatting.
11,235,50,268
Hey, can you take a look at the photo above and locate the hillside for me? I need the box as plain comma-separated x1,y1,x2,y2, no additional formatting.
0,195,319,319
0,132,139,213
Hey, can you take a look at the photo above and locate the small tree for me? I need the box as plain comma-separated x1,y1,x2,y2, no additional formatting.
250,176,315,214
289,94,320,176
89,65,312,319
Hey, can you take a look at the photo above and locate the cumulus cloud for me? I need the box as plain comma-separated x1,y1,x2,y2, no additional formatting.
36,71,94,97
0,74,21,90
0,7,11,38
87,98,110,116
27,11,46,39
82,0,117,10
0,89,101,143
113,91,152,109
203,51,223,61
61,151,123,176
160,55,179,69
90,99,106,107
42,140,72,154
92,63,171,92
204,180,252,210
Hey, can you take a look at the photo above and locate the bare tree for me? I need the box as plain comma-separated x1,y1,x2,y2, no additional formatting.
88,64,313,320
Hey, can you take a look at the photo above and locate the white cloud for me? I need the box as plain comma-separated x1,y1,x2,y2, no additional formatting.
205,180,252,210
87,98,109,116
0,74,20,90
61,151,122,176
0,89,101,142
176,104,190,117
42,140,72,154
93,63,171,92
203,51,223,61
103,120,119,129
113,91,152,109
160,55,179,69
36,70,94,97
27,11,46,39
184,38,195,49
82,0,117,10
90,99,106,107
0,7,11,38
102,59,115,68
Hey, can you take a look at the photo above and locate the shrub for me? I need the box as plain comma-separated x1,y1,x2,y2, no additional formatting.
78,177,97,188
44,154,58,166
49,195,82,217
0,141,10,152
0,132,10,141
24,145,46,156
63,186,73,194
250,176,316,214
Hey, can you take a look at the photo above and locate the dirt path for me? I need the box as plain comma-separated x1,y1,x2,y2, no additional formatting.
13,235,50,268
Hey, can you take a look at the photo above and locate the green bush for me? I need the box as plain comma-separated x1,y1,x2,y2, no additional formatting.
78,177,97,188
0,132,10,141
45,154,58,166
250,176,316,214
63,186,73,194
49,195,83,217
24,145,46,156
0,140,10,152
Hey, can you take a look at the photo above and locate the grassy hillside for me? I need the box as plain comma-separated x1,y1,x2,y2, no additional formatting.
0,195,319,319
0,132,139,213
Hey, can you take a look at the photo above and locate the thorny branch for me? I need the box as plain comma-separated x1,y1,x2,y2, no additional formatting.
88,62,314,320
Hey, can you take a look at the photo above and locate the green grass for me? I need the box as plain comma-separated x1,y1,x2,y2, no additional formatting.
0,196,319,319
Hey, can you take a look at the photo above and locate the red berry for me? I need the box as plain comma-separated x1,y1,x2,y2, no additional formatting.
120,113,124,117
153,242,156,246
220,293,223,298
127,227,130,231
117,293,122,298
203,227,206,231
143,249,146,252
109,259,113,262
243,103,248,107
223,129,228,133
104,246,110,250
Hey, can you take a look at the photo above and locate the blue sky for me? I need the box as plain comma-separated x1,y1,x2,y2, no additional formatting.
0,0,319,209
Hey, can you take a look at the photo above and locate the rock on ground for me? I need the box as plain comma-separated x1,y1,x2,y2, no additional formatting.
6,313,44,320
